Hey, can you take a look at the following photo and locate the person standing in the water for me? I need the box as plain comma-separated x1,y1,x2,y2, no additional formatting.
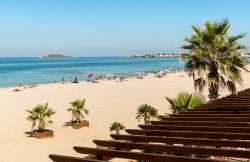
61,77,65,84
18,80,23,87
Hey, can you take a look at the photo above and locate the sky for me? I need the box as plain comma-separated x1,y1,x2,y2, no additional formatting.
0,0,249,57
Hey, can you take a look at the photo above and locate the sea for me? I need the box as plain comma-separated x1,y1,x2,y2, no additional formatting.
0,57,249,88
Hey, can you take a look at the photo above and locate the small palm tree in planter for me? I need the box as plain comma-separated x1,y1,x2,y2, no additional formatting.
110,122,125,134
26,103,56,139
136,104,158,125
67,99,90,129
166,92,205,114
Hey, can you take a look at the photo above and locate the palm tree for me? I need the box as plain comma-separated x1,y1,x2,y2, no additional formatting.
166,92,205,114
110,122,125,134
67,99,89,123
26,103,56,133
181,19,247,100
136,104,158,124
189,92,206,108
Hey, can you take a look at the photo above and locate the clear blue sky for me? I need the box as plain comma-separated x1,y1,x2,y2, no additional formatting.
0,0,249,57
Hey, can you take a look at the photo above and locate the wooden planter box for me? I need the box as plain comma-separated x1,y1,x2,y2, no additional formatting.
31,130,54,139
70,120,89,129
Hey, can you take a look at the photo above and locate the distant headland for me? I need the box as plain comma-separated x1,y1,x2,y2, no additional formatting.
128,53,180,58
40,53,71,58
129,53,250,58
243,53,250,58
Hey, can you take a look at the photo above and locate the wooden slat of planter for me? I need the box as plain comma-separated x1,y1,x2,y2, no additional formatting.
73,146,228,162
216,99,250,101
226,96,250,98
229,93,250,95
215,97,250,99
93,140,250,159
180,111,250,114
208,101,250,103
125,129,250,140
110,134,250,148
150,121,250,127
209,97,250,100
197,106,250,108
213,100,250,102
171,114,250,117
208,101,250,104
196,106,250,109
189,108,250,111
237,93,250,95
161,117,250,122
205,104,250,107
211,99,250,101
49,154,109,162
191,109,250,112
206,104,250,107
205,105,250,108
138,125,250,133
222,93,250,95
206,103,250,106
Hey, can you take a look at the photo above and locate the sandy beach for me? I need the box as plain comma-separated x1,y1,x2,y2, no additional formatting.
0,68,249,162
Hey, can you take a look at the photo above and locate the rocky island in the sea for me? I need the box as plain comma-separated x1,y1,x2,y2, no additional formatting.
40,53,71,58
128,53,180,58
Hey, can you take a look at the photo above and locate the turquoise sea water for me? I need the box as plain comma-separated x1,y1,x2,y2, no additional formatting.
0,57,185,88
0,57,249,88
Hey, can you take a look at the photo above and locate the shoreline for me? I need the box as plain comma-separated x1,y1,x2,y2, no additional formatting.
2,69,184,90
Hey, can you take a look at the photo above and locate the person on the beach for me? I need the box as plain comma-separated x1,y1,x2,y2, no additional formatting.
73,76,79,83
97,74,103,80
70,76,73,83
120,76,125,82
61,77,65,84
91,78,99,83
13,88,21,92
30,82,38,88
18,80,23,87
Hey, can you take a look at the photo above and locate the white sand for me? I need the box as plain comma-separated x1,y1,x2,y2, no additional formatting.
0,68,249,162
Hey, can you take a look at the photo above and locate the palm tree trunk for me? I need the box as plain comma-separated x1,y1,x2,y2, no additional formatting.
116,129,120,135
208,62,219,101
147,116,150,125
208,84,219,100
144,116,147,124
38,126,43,133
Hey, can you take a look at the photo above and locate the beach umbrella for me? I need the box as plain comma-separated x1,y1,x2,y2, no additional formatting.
87,73,94,78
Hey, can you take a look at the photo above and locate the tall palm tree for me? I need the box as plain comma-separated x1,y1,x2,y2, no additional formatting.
136,104,158,124
166,92,205,114
67,99,89,123
110,122,125,134
26,103,56,133
181,19,247,100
